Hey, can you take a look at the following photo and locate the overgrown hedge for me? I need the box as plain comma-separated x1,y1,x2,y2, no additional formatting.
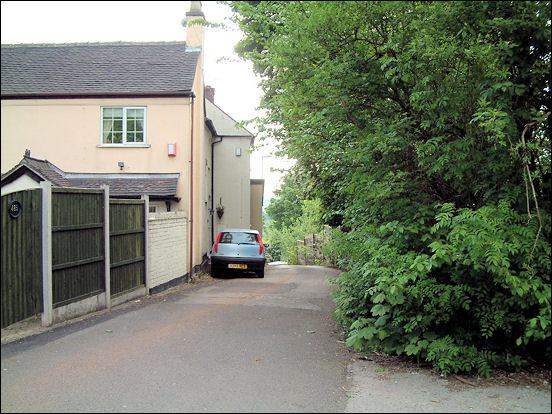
329,201,550,375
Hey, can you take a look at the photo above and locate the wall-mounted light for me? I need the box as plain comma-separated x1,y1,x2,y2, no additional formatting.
235,147,241,157
118,162,124,170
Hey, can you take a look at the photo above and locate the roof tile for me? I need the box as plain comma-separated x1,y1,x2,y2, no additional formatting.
2,155,179,198
1,42,199,97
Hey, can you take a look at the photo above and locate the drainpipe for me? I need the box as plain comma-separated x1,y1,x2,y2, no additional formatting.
189,95,195,282
211,135,223,246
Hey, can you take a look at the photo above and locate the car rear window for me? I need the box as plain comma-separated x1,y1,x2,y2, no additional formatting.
219,232,259,245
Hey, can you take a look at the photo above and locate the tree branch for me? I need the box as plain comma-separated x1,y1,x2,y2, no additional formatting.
521,111,550,272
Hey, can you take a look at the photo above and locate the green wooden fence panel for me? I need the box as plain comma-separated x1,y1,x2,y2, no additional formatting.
1,189,42,328
109,200,145,296
51,189,105,308
2,188,146,325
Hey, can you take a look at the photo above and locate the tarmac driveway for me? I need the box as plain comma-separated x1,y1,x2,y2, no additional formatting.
1,265,350,412
1,265,550,413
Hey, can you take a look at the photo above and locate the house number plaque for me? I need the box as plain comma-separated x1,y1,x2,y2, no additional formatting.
8,200,22,219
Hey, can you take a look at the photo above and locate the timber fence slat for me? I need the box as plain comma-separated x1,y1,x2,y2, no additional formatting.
52,223,104,232
1,189,43,328
52,255,105,271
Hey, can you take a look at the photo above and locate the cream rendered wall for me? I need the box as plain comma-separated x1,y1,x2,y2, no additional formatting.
149,201,169,213
1,97,193,211
201,124,214,254
184,11,212,270
0,174,40,196
188,52,212,269
250,181,264,237
213,137,251,236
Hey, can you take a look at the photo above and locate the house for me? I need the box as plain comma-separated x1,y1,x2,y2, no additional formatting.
204,89,264,238
1,2,264,278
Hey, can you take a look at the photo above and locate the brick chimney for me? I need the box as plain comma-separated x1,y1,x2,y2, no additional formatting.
205,86,215,103
185,1,205,49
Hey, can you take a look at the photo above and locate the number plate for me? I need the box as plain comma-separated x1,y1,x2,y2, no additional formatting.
228,264,247,269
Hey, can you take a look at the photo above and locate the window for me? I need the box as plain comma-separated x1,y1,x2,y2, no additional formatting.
102,107,146,145
219,231,259,245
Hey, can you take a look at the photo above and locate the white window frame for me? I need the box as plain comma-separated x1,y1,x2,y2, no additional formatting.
100,106,148,147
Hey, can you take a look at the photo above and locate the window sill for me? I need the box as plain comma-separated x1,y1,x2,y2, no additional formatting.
97,144,151,148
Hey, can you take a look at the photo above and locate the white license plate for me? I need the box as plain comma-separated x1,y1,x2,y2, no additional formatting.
228,264,247,269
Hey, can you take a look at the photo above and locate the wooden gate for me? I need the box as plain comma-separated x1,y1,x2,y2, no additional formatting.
110,200,145,296
1,189,43,328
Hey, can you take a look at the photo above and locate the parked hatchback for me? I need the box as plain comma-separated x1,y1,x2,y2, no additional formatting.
210,229,266,278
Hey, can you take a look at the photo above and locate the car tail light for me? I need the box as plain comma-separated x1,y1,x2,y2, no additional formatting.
257,234,264,255
214,232,222,253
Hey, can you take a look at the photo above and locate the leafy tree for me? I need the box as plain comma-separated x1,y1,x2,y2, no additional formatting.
263,167,323,262
265,167,312,230
227,1,551,375
265,197,325,264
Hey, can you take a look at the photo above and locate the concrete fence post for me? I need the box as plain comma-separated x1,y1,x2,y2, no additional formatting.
40,181,53,327
297,240,305,265
102,185,111,310
141,194,150,295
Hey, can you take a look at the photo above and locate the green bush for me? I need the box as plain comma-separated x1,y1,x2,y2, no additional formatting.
265,199,324,264
331,201,550,375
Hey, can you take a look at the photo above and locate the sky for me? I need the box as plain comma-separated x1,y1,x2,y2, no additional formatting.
0,0,294,201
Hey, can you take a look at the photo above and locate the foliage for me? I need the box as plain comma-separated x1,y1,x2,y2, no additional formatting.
265,167,312,230
265,197,325,264
227,0,551,375
330,201,550,375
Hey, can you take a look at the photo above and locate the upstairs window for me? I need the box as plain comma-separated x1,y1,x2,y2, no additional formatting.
102,107,146,145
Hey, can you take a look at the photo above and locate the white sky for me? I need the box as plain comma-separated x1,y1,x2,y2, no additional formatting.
1,0,294,201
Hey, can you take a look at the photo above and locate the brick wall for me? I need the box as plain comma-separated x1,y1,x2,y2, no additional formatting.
148,211,188,290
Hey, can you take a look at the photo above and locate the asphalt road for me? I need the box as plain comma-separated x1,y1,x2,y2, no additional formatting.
2,265,550,413
1,265,351,413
